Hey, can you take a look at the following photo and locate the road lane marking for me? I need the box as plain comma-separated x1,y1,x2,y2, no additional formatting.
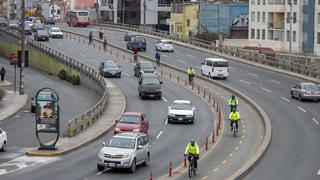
271,80,281,84
240,80,251,85
165,118,168,125
242,129,246,133
235,147,239,151
123,72,131,77
317,169,320,175
229,153,234,157
187,54,195,58
222,160,227,164
80,53,86,57
202,176,208,180
312,118,319,125
96,168,110,175
297,106,306,113
162,97,167,102
163,55,169,58
68,48,74,51
281,97,290,102
260,87,272,93
213,167,219,172
156,130,163,139
239,141,243,145
248,73,258,77
91,58,98,63
177,59,187,64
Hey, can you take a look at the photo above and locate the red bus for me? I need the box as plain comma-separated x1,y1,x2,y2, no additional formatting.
66,10,90,27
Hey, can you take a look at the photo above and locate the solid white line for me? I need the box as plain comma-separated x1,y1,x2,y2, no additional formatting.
91,58,98,63
240,80,251,85
260,87,271,93
187,54,195,58
177,59,187,64
122,72,130,77
312,118,319,125
318,169,320,175
68,48,74,51
162,97,167,102
248,73,258,77
297,106,306,113
80,53,86,57
156,130,163,139
271,80,281,84
281,97,290,102
165,118,168,125
163,55,169,58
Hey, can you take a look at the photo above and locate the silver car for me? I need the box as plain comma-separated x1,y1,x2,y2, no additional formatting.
97,132,150,173
290,82,320,101
168,100,196,124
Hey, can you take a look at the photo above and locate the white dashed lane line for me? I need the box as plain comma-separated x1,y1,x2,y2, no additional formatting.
155,130,163,139
187,54,195,58
281,97,290,102
91,58,98,63
312,118,319,125
297,106,306,113
122,72,131,77
163,55,170,58
260,87,271,93
271,80,281,84
68,48,74,51
80,53,86,57
248,73,258,77
162,97,167,102
177,59,187,64
240,80,251,85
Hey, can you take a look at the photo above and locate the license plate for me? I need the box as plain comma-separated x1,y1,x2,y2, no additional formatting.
311,92,315,95
218,74,223,76
108,163,116,167
150,95,154,97
178,117,183,120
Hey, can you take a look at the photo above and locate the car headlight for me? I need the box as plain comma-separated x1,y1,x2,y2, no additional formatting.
168,112,175,117
98,150,104,157
140,70,144,74
186,114,193,118
115,128,121,132
132,129,141,132
122,153,130,158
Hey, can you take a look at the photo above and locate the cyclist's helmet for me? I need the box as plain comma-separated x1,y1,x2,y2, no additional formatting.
232,107,237,112
190,139,195,146
231,95,235,99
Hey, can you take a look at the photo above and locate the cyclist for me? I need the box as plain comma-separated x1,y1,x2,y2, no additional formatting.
89,31,93,44
229,108,240,132
228,95,239,112
184,139,199,171
103,36,107,51
155,50,160,65
187,67,196,84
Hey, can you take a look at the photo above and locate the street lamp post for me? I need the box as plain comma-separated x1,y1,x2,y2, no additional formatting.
19,0,25,94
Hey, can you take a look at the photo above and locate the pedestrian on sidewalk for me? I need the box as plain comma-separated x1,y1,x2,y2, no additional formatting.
0,67,5,81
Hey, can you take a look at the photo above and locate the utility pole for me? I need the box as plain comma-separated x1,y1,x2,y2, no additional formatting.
143,0,146,27
289,0,292,53
197,0,201,35
20,0,25,94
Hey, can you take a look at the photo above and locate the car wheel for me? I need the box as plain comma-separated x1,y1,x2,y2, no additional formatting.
167,118,172,124
139,92,141,97
97,164,104,171
190,120,194,124
0,141,6,152
142,153,150,166
158,95,162,100
129,158,136,173
290,91,294,99
298,95,303,101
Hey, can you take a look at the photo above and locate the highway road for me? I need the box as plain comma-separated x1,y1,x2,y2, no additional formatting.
0,57,97,174
1,31,216,180
56,24,320,179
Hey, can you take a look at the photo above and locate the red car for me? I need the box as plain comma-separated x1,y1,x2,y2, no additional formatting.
114,112,149,134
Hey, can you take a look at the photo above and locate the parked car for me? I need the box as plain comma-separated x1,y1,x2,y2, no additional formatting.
97,132,150,173
48,27,63,38
290,82,320,101
32,23,44,32
22,25,33,35
0,17,7,27
155,39,174,52
44,17,55,25
124,32,140,41
99,60,121,78
127,36,146,51
7,20,20,30
134,60,156,78
114,112,149,134
138,73,162,100
34,30,49,41
168,100,196,124
0,128,7,152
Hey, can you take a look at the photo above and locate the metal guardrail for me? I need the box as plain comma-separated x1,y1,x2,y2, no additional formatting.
92,22,320,79
0,28,109,137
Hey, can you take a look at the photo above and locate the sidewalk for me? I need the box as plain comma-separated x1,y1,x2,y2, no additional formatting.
26,80,126,156
0,84,28,122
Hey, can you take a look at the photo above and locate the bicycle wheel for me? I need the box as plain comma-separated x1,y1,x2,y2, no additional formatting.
188,164,192,178
233,123,236,137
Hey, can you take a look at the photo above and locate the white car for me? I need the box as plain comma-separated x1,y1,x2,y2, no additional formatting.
0,128,7,152
48,27,63,38
167,100,195,124
155,39,174,52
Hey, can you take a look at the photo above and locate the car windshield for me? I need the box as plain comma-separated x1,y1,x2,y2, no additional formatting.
34,24,44,28
37,30,47,35
134,37,145,42
163,41,172,45
140,63,154,69
78,11,89,16
106,137,135,149
303,84,319,91
212,61,228,67
172,103,192,110
37,92,53,100
105,63,118,68
51,28,61,32
142,77,160,85
119,115,140,124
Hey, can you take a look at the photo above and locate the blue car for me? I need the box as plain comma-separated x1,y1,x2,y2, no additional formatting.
127,36,146,51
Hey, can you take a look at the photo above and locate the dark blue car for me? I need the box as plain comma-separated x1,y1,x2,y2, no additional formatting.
127,36,146,51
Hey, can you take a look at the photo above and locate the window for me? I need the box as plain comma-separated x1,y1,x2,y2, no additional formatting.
206,60,212,66
293,31,296,42
293,0,297,5
263,0,266,5
252,0,255,5
257,0,260,5
287,30,291,41
288,0,292,5
317,32,320,44
262,29,266,40
286,12,290,23
257,29,260,39
262,12,266,22
293,12,297,23
251,11,255,22
187,19,190,27
257,12,260,22
251,29,255,39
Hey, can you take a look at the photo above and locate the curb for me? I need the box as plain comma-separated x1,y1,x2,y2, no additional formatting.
26,85,127,157
0,90,28,123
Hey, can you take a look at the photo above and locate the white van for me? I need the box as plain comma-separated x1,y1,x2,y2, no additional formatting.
201,58,229,79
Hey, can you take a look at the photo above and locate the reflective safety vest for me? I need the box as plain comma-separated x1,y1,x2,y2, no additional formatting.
229,111,240,121
185,143,199,155
187,68,195,76
228,98,238,106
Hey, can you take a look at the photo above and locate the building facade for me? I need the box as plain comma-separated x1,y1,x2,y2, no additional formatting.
0,0,8,17
249,0,319,55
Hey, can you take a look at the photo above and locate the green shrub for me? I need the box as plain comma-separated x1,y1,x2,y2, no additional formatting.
66,75,72,82
71,75,80,85
58,69,67,80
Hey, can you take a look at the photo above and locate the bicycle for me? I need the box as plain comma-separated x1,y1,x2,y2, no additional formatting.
187,154,196,178
229,105,237,112
230,120,239,137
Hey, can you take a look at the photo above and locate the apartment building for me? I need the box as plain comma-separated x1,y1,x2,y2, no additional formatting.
249,0,320,55
314,0,320,55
